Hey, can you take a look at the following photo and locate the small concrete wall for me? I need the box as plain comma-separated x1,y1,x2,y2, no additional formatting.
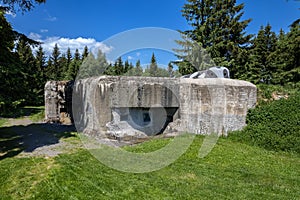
177,78,257,135
45,81,73,124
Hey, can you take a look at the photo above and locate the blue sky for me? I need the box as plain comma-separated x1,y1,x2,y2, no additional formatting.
4,0,300,67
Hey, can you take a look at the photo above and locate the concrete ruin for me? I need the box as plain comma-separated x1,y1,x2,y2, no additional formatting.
45,81,73,124
45,75,257,139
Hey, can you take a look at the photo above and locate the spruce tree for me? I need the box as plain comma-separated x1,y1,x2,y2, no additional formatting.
63,47,72,79
48,43,61,80
149,53,158,76
135,60,143,76
16,37,37,104
274,23,300,84
124,60,130,74
114,57,124,75
35,45,46,80
82,46,89,61
59,53,68,80
67,49,82,80
247,24,278,84
35,45,46,102
179,0,252,77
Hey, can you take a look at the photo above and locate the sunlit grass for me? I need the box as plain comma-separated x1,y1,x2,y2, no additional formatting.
0,136,299,199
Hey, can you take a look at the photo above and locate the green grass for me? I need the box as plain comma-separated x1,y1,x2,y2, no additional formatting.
28,107,45,122
0,118,8,127
0,136,299,200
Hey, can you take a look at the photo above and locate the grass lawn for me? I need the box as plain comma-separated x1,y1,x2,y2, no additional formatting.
0,135,299,200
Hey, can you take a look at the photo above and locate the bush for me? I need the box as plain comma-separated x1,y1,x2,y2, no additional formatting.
229,92,300,153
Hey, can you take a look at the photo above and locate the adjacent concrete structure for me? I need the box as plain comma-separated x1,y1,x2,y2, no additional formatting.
45,76,257,139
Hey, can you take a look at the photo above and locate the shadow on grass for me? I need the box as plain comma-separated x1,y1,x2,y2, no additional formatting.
0,123,76,160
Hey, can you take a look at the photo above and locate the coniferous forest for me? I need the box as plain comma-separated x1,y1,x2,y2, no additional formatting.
0,0,299,113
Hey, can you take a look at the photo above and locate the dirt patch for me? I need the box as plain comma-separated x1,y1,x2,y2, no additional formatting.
0,117,81,159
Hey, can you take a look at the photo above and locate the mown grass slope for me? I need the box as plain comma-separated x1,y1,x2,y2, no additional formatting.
0,136,299,200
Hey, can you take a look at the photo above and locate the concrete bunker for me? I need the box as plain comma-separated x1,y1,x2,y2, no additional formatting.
45,74,257,139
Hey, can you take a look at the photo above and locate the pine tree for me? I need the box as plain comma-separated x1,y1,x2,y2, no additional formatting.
62,47,72,79
246,24,278,84
124,60,130,74
179,0,252,77
0,2,45,111
82,46,89,61
67,49,82,80
16,37,37,104
78,52,97,79
103,63,115,75
47,43,61,80
35,45,46,79
284,24,300,84
35,45,46,102
149,53,158,76
2,0,46,13
59,53,68,80
66,48,72,65
272,23,300,85
74,48,81,60
135,60,143,76
114,57,124,75
96,49,108,74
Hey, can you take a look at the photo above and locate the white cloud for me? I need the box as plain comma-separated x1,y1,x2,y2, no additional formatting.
29,32,42,41
32,36,113,58
40,29,49,33
43,10,57,22
46,16,57,22
127,56,134,60
136,52,141,57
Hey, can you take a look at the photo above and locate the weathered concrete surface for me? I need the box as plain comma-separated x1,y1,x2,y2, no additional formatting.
174,78,256,135
45,81,73,124
72,76,180,138
65,76,257,138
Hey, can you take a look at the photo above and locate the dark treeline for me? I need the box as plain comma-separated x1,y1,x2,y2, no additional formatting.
0,0,299,113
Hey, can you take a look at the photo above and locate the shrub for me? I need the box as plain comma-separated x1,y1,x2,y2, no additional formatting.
229,92,300,153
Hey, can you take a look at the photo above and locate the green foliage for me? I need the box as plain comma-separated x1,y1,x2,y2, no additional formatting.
0,9,29,112
242,24,278,84
77,50,108,79
149,53,158,76
178,0,252,76
178,1,299,86
81,45,89,61
229,92,300,153
174,35,216,74
114,57,124,75
65,48,82,80
0,0,46,13
0,118,7,127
